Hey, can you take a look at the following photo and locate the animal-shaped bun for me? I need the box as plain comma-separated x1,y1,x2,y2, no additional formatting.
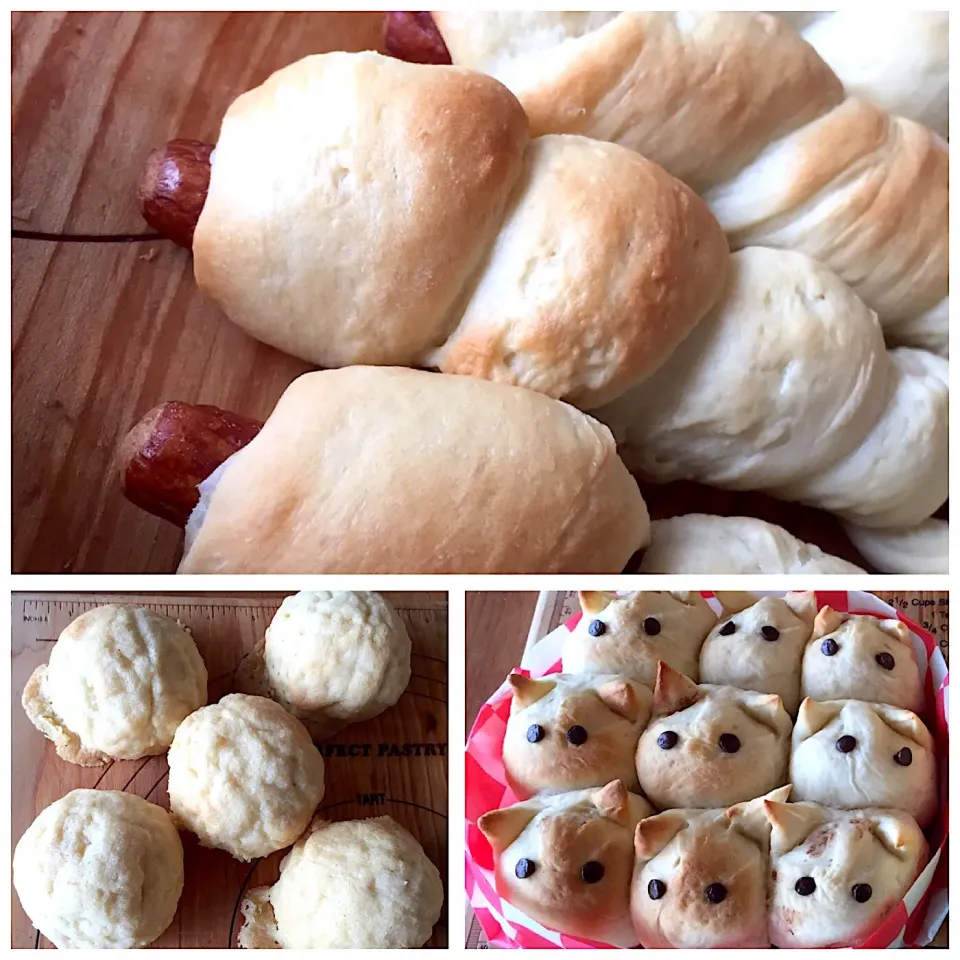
801,608,924,713
700,591,817,715
630,787,790,948
765,799,927,947
790,699,937,827
478,781,652,947
502,673,651,797
636,663,792,809
563,592,716,686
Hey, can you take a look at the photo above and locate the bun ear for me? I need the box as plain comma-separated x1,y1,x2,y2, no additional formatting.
813,605,846,639
597,678,650,724
478,802,540,852
872,702,934,749
764,799,830,856
784,591,817,626
727,785,792,845
794,697,842,739
876,618,913,647
509,674,555,710
669,591,714,615
579,591,615,617
713,591,757,615
867,811,925,860
653,661,700,716
736,688,791,736
592,780,632,826
635,810,687,862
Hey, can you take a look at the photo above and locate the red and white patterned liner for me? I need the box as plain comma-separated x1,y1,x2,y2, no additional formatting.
466,591,949,949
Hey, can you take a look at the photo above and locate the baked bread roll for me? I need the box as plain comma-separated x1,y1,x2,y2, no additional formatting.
13,790,183,949
238,816,443,948
802,607,925,713
630,787,789,948
639,514,866,573
429,11,948,351
22,604,207,765
700,592,817,715
562,591,716,686
636,663,792,810
765,799,928,948
502,673,651,797
167,694,325,860
595,247,948,529
478,781,652,947
257,591,411,738
179,367,649,574
842,517,949,575
790,699,937,827
777,11,948,138
193,51,728,408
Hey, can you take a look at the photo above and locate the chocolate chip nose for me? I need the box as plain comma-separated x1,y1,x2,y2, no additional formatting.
851,883,873,903
836,735,857,753
648,879,666,900
821,638,839,656
894,747,913,766
588,619,606,637
566,725,588,746
643,617,661,635
875,651,895,670
515,858,535,879
719,621,736,636
705,883,727,904
657,731,678,750
526,723,545,743
795,876,816,896
718,733,741,753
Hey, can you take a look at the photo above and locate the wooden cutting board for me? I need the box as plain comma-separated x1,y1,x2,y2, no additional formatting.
12,10,892,573
11,591,448,948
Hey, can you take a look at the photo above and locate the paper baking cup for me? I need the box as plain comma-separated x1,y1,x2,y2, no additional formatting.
465,591,949,949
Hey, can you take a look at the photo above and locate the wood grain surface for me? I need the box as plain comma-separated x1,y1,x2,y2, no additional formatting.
12,10,906,574
464,590,949,949
11,591,448,949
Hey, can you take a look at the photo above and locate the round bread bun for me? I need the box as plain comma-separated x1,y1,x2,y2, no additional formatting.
167,694,325,860
21,604,208,765
13,789,183,948
238,816,444,948
263,591,412,737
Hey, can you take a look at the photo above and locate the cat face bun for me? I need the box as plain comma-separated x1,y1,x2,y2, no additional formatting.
635,663,792,810
563,591,716,686
700,592,816,715
790,699,937,827
502,673,651,797
479,781,652,947
801,607,924,713
630,787,789,948
765,799,927,947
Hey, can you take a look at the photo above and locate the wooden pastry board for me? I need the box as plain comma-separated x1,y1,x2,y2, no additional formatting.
11,592,448,949
12,10,892,574
465,590,948,949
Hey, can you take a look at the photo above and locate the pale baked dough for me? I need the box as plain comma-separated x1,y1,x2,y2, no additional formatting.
765,799,928,948
179,367,649,574
13,790,183,949
563,591,716,686
22,604,207,765
842,517,948,574
238,816,443,948
478,781,652,947
636,664,792,810
502,673,651,797
195,51,728,407
167,694,325,860
639,514,866,573
630,788,789,948
261,591,411,738
790,699,937,827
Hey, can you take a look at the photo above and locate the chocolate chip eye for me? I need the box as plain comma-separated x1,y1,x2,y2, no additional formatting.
705,883,727,904
588,619,606,637
566,725,588,746
657,731,678,750
643,617,661,635
718,733,741,753
719,621,736,636
851,883,873,903
795,876,816,896
894,747,913,766
875,652,895,670
761,625,780,642
526,724,545,744
515,858,535,879
581,861,605,883
648,879,666,900
821,638,839,656
836,735,857,753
